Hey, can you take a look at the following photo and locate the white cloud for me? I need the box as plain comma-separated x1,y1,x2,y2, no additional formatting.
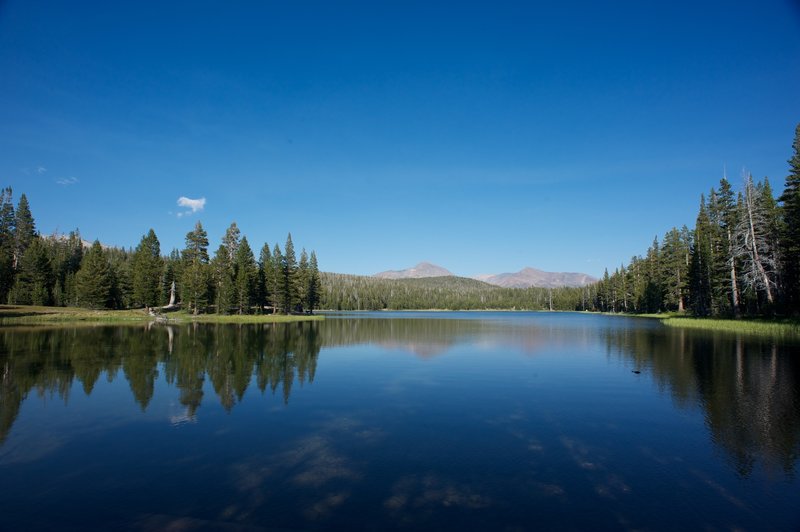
176,196,206,217
56,176,79,186
36,166,47,174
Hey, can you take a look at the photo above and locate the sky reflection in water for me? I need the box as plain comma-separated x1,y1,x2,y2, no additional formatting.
0,313,798,530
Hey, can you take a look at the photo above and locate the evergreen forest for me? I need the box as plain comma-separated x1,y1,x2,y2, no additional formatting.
0,197,321,315
2,123,799,318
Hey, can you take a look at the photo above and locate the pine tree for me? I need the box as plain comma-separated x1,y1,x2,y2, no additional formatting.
234,237,257,314
271,244,284,313
717,178,741,316
76,241,113,308
706,187,731,315
689,196,713,316
281,233,299,314
13,193,35,269
9,236,53,305
181,222,210,315
307,251,322,313
131,229,163,308
661,227,690,312
257,243,272,313
222,222,241,263
211,244,235,314
642,236,664,313
779,123,800,312
297,249,309,313
0,188,15,302
49,230,83,306
107,247,132,309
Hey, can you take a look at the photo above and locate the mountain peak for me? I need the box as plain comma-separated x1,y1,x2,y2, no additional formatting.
374,262,454,279
473,267,596,288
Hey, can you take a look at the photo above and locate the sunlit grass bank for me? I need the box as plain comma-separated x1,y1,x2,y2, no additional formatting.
628,311,800,339
0,305,323,325
659,316,800,338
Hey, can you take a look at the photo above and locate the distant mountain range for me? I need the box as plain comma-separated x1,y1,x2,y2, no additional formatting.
474,267,596,289
373,262,596,288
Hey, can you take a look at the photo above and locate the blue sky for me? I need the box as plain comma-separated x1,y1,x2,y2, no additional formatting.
1,1,799,278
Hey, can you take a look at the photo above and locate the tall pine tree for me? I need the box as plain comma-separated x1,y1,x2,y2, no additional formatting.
0,188,15,302
181,221,210,315
689,196,713,316
234,237,258,314
271,244,284,313
779,123,800,313
257,243,272,314
211,243,235,314
131,229,163,308
306,251,322,313
13,193,35,269
76,241,113,308
281,234,299,314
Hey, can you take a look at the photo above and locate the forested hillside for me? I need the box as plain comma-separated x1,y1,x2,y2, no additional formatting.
320,273,587,311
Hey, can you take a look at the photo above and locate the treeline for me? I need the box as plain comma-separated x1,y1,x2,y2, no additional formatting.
320,273,588,311
0,190,321,314
592,123,800,317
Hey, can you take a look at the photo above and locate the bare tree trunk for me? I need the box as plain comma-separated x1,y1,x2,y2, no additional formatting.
745,188,774,304
728,227,740,317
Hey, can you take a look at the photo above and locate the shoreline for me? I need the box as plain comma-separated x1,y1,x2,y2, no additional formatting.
0,305,324,326
2,305,797,338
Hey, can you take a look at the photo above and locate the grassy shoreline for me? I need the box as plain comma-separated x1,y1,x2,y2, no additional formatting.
629,311,800,338
0,305,323,326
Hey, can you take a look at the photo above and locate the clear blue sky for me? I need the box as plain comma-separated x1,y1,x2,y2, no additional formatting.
2,1,799,278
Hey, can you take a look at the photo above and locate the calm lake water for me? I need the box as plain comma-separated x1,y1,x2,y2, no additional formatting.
1,312,798,531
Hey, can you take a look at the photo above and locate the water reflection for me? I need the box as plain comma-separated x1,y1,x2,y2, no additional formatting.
606,326,800,477
0,316,798,480
0,322,323,443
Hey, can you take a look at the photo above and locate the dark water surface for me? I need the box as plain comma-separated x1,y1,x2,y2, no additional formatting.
1,312,798,530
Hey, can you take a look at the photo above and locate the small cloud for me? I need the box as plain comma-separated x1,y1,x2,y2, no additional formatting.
177,196,206,212
36,166,47,174
56,176,79,186
176,196,206,217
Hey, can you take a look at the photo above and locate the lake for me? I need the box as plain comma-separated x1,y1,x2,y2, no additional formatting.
0,312,798,530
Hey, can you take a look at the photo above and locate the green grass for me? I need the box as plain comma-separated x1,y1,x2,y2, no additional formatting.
659,316,800,338
603,310,800,338
0,305,323,326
